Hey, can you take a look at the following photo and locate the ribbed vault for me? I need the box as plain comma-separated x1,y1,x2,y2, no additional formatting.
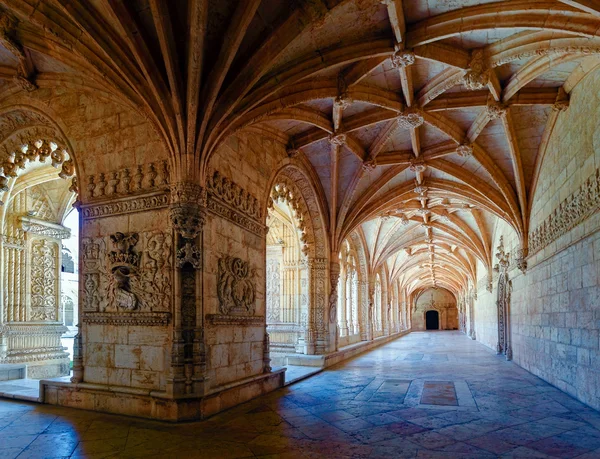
1,0,599,297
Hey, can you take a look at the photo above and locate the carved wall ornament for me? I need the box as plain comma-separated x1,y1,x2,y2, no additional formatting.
206,170,264,236
0,138,75,204
397,109,424,129
391,49,415,68
81,192,169,220
217,256,256,316
86,159,170,201
271,180,311,255
456,143,473,158
529,168,600,255
30,239,58,321
491,46,600,68
495,236,510,273
552,87,570,112
81,230,172,315
463,48,490,90
329,262,341,324
177,240,202,269
108,232,140,311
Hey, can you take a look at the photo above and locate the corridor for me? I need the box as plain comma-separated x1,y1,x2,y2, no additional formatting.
1,332,600,458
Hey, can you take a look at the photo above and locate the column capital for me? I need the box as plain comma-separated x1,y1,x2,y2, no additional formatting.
169,182,206,239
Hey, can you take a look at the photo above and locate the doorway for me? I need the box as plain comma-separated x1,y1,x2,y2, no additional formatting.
426,310,439,330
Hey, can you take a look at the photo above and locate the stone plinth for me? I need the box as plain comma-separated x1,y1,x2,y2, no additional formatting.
40,368,285,421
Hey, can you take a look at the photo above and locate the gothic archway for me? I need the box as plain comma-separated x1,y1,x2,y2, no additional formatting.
0,106,79,378
266,161,331,355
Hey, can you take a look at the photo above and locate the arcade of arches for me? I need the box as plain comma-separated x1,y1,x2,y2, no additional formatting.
0,0,599,424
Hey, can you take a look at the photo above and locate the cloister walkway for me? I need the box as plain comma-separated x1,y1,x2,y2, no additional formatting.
1,331,600,458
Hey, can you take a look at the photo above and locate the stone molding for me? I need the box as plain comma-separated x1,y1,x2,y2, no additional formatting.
529,168,600,256
80,191,169,219
83,312,171,326
19,216,70,239
206,314,265,326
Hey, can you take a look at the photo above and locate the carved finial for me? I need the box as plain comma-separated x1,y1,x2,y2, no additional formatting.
495,235,510,272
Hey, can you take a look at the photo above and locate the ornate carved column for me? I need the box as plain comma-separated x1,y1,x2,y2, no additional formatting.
468,288,476,340
494,236,512,360
169,182,205,395
337,265,348,337
367,280,375,341
327,260,340,352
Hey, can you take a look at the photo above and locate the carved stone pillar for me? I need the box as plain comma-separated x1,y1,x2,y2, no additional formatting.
169,182,206,396
367,281,375,341
338,265,348,337
328,260,340,351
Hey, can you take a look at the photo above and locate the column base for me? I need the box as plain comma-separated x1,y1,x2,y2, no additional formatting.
40,368,285,421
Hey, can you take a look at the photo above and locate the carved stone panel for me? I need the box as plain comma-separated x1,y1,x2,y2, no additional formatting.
81,230,173,316
217,256,256,316
30,239,58,321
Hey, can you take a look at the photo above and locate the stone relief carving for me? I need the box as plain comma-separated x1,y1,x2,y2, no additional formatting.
206,170,261,220
529,168,600,256
329,263,340,324
86,160,170,200
81,231,173,316
491,46,600,68
266,258,281,323
176,241,202,269
217,256,256,316
107,232,140,311
30,239,58,321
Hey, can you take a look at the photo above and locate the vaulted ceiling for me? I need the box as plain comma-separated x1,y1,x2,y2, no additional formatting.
1,0,599,296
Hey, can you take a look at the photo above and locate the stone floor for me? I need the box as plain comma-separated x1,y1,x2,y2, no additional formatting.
1,331,600,458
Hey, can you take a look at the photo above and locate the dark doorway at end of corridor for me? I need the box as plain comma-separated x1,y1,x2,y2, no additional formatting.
425,310,439,330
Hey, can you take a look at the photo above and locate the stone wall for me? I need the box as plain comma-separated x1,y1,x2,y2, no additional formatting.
204,132,286,391
81,207,173,392
412,288,457,331
473,68,600,410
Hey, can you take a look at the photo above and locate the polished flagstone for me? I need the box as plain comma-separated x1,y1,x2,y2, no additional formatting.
1,331,600,458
